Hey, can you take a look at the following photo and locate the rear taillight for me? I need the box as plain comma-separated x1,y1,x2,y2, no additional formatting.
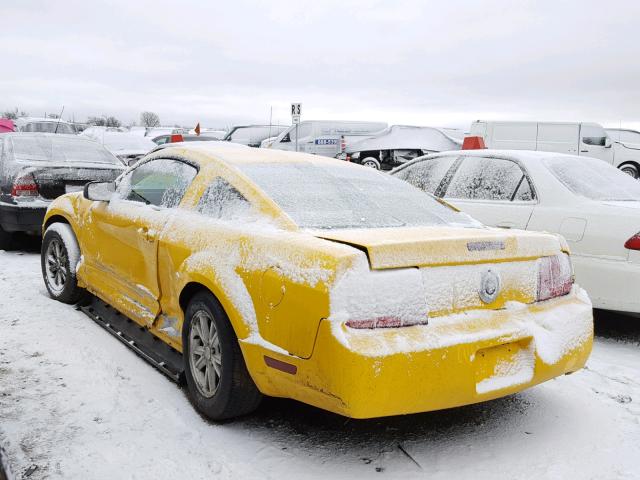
537,253,573,302
346,316,428,329
170,134,184,143
624,233,640,250
11,173,39,197
340,135,346,153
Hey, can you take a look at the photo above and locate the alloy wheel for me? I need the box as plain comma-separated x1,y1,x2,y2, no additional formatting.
189,310,223,398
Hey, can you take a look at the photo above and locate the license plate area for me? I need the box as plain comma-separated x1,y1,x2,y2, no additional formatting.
474,339,534,395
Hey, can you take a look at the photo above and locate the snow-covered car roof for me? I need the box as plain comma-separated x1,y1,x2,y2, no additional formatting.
82,130,156,156
345,125,462,153
15,117,72,126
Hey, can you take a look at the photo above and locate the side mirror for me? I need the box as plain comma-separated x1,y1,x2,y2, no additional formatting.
83,181,115,202
605,137,612,148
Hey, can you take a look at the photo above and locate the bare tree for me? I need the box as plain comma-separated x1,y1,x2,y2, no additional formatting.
140,111,161,128
87,116,121,127
2,107,28,120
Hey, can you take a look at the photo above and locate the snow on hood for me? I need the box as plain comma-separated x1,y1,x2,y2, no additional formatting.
345,125,462,153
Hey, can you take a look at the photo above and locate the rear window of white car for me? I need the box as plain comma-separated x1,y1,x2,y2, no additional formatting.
11,136,121,165
23,122,75,134
238,162,478,229
545,157,640,201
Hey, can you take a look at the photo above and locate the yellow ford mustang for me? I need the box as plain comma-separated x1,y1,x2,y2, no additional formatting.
41,144,593,420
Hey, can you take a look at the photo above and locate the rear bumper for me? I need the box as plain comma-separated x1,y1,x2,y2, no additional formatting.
572,254,640,313
0,201,48,233
241,287,593,418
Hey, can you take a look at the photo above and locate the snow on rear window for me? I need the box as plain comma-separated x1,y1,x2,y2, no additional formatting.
445,156,526,201
11,136,120,164
545,156,640,201
238,162,476,229
23,122,75,134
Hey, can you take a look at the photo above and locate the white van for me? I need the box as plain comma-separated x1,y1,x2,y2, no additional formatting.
470,121,640,178
267,120,387,157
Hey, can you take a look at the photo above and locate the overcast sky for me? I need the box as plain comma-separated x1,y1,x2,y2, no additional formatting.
2,0,640,130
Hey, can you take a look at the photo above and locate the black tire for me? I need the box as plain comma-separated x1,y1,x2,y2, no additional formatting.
619,163,639,179
0,224,12,250
183,291,262,421
41,223,86,304
361,157,381,170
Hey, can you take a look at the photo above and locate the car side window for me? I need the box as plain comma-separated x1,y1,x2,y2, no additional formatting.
581,124,608,146
444,156,528,201
513,175,535,201
197,177,251,219
395,156,458,195
116,159,197,208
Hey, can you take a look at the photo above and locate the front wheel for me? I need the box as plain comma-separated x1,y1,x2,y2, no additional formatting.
361,157,381,169
619,163,639,179
183,292,262,421
41,223,86,304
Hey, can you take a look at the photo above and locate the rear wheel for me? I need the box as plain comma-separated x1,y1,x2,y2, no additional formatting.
41,223,86,304
619,163,639,179
183,292,262,421
361,157,381,169
0,225,12,250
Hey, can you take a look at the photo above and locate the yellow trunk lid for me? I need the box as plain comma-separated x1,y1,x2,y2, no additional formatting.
314,226,562,269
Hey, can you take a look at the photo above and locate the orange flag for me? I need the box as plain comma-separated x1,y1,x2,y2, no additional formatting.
194,122,201,136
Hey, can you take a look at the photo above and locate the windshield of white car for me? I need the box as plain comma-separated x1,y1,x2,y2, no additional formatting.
545,156,640,201
238,162,478,229
11,136,121,165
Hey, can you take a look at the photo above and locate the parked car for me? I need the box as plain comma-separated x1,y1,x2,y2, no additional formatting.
606,128,640,176
41,145,591,421
392,149,640,313
470,120,640,178
151,133,224,146
147,140,249,155
144,127,184,139
14,117,76,135
0,119,15,134
345,125,461,170
224,125,289,147
268,120,386,157
82,129,156,166
198,129,227,139
0,133,123,248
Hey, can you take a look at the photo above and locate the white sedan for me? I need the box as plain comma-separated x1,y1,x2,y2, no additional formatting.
392,149,640,314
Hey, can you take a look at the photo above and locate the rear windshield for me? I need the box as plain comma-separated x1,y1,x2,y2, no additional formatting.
238,162,478,229
23,122,75,134
10,136,121,165
545,156,640,201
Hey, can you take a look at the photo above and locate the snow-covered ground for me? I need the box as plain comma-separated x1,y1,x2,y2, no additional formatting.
1,246,639,480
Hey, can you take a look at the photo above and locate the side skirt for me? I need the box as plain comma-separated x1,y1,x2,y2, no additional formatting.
80,295,184,383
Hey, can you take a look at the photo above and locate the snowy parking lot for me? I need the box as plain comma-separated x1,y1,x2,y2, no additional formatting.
0,242,639,480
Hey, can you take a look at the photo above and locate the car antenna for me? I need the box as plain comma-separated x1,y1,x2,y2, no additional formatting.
53,105,65,134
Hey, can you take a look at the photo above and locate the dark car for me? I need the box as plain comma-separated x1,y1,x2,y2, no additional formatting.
0,133,124,248
344,125,462,170
151,133,222,146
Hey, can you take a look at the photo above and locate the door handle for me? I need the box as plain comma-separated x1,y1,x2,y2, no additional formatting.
496,222,515,229
580,150,589,153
